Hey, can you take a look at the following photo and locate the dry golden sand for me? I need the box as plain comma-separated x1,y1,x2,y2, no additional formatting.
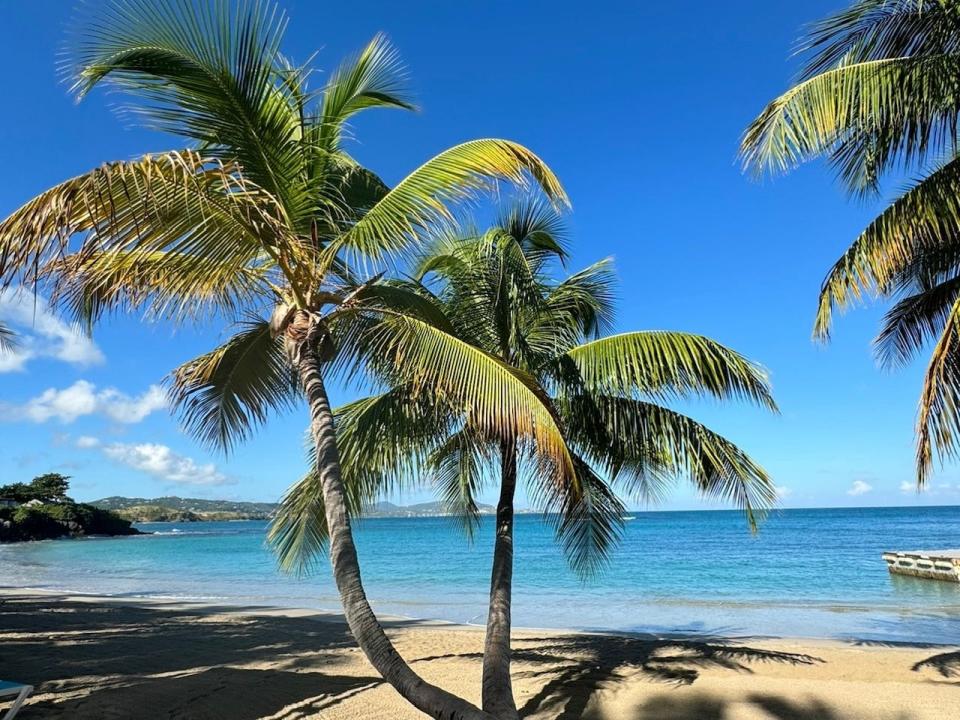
0,591,958,719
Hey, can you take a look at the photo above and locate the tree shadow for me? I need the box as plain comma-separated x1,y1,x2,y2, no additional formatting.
912,650,960,678
631,692,916,720
413,631,821,720
0,594,387,719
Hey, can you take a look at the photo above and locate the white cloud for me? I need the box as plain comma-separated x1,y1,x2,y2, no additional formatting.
10,380,166,424
0,291,104,372
75,435,101,449
775,485,793,499
98,385,167,423
899,481,915,494
847,480,873,497
103,442,232,487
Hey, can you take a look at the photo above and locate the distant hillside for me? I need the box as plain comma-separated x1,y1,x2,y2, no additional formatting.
91,496,278,521
91,496,500,521
364,500,497,517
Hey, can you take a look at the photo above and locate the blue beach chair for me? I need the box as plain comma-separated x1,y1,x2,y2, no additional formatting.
0,681,32,720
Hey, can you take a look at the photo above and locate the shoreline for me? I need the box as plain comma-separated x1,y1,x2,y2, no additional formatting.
0,585,953,646
3,589,958,719
4,584,960,646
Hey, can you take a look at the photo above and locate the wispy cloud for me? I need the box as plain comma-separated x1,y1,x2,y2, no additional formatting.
0,291,104,372
6,380,167,425
775,485,793,499
103,442,232,487
847,480,873,497
75,435,101,449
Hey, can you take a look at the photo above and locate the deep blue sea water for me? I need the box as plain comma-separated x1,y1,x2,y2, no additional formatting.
3,506,960,643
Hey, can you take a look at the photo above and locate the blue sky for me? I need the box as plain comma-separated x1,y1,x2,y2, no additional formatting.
0,0,955,510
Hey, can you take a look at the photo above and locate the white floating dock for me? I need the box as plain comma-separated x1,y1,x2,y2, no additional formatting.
882,550,960,583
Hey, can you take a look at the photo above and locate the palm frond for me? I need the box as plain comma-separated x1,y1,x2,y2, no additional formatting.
495,199,570,263
49,249,276,329
528,258,617,356
428,430,491,539
317,33,414,149
267,468,329,575
267,463,367,575
328,139,569,266
0,150,282,290
167,316,298,452
567,395,775,531
549,454,626,579
346,312,575,482
741,54,960,194
336,387,452,501
875,276,960,368
916,296,960,486
800,0,960,80
814,154,960,339
564,332,777,410
71,0,305,213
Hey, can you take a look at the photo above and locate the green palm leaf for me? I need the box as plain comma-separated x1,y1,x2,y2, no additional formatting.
428,430,491,539
72,0,305,213
317,33,415,149
741,54,960,193
916,296,960,485
167,317,298,452
567,395,774,531
534,455,626,580
329,139,570,265
336,387,452,500
814,155,960,339
352,312,575,482
564,331,777,409
875,276,960,368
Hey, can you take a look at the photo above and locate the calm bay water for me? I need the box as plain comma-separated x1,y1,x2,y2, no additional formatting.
3,506,960,643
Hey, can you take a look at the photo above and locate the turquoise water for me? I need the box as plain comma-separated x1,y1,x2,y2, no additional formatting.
3,506,960,643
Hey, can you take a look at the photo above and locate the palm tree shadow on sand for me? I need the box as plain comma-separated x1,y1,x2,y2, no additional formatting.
414,631,823,719
913,650,960,678
0,594,386,720
632,693,916,720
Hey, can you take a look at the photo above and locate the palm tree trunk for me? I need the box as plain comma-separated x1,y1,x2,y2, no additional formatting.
287,314,491,720
481,441,519,720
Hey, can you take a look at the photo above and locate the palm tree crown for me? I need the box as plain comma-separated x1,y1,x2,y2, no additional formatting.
0,3,571,718
741,0,960,485
272,204,778,577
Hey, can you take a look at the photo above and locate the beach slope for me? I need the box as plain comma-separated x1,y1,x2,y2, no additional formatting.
1,592,956,719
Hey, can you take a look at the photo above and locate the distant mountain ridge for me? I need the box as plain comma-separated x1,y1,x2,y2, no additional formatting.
364,500,497,517
90,496,500,521
92,496,278,516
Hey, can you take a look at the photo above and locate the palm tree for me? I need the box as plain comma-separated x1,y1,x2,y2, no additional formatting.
271,204,778,719
0,3,569,718
741,0,960,485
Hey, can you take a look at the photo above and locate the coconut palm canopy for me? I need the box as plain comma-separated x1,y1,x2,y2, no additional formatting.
741,0,960,485
0,2,588,717
0,0,574,462
270,204,778,579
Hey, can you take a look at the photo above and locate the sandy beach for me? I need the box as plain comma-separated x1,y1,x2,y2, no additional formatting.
0,590,956,719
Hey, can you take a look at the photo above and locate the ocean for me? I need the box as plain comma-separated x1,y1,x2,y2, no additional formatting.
3,506,960,643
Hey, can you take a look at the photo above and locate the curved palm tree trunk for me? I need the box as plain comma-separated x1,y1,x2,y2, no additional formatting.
287,314,491,720
481,441,519,720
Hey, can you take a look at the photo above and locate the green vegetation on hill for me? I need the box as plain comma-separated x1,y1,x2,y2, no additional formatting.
0,474,139,542
92,496,278,520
